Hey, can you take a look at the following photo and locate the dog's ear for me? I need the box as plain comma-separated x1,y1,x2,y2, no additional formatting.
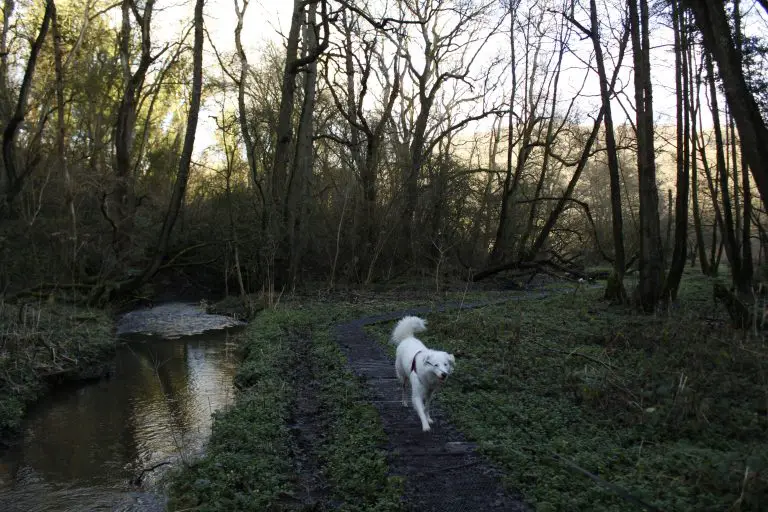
424,353,431,365
449,354,455,364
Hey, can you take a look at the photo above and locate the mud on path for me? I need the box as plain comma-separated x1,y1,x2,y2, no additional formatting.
285,331,332,510
334,300,532,512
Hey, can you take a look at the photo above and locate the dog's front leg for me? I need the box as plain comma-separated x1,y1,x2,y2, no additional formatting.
425,391,435,425
424,390,435,425
411,391,431,432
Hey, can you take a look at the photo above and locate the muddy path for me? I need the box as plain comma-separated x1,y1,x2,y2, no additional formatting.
285,331,331,510
332,297,544,511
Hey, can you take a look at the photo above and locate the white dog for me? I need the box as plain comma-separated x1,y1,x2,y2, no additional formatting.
391,316,455,432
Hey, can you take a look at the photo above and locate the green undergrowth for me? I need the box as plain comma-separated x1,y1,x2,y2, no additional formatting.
167,303,404,511
0,300,114,442
369,271,767,511
311,325,404,511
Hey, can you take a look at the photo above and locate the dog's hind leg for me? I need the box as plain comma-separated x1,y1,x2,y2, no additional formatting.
396,365,408,407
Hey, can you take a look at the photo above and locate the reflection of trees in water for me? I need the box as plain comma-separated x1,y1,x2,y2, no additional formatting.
125,337,238,461
129,341,195,456
0,334,237,493
10,370,138,483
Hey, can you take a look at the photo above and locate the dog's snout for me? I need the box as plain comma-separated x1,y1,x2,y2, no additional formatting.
439,372,447,380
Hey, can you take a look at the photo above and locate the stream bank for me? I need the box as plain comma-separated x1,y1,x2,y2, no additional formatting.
0,302,115,446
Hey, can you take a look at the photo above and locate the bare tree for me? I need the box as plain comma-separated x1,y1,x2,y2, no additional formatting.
396,0,502,264
105,0,156,254
684,0,768,215
629,0,664,311
1,0,53,216
322,8,404,281
663,0,690,300
563,0,629,301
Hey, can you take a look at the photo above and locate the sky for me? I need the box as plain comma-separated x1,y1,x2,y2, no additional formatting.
150,0,294,156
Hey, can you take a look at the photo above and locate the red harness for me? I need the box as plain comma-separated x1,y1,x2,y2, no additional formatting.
410,350,422,373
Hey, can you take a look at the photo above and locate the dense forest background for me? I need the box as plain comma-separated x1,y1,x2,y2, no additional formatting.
1,0,767,315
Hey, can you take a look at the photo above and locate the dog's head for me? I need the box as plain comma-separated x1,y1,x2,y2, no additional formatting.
425,352,455,382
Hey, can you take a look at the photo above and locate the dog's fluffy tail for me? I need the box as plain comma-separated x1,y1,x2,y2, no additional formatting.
390,316,427,344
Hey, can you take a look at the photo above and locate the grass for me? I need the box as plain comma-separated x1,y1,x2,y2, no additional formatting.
311,323,404,511
365,270,767,511
166,302,404,511
0,300,114,442
166,309,297,510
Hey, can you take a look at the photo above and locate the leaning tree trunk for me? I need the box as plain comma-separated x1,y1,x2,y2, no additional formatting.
684,0,768,216
1,0,52,217
133,0,204,287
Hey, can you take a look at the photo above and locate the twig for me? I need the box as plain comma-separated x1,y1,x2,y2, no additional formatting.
131,461,172,485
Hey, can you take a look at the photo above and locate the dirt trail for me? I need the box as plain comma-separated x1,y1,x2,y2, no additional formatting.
333,299,535,511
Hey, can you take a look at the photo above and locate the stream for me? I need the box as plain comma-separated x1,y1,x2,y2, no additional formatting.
0,302,245,511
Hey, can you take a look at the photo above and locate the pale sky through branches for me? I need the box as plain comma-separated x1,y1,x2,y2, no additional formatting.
147,0,744,161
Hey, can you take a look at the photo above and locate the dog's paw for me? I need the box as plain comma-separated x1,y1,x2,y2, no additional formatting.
422,425,431,432
402,400,408,408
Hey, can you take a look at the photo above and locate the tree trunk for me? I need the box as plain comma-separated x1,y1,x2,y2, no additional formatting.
271,0,327,283
705,51,745,292
733,0,754,287
663,0,690,300
108,0,155,254
272,0,304,215
286,0,319,287
0,0,14,116
586,0,627,301
234,0,258,189
52,1,77,261
629,0,664,311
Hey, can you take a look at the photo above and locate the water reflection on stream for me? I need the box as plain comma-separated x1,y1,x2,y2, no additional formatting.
0,303,242,511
